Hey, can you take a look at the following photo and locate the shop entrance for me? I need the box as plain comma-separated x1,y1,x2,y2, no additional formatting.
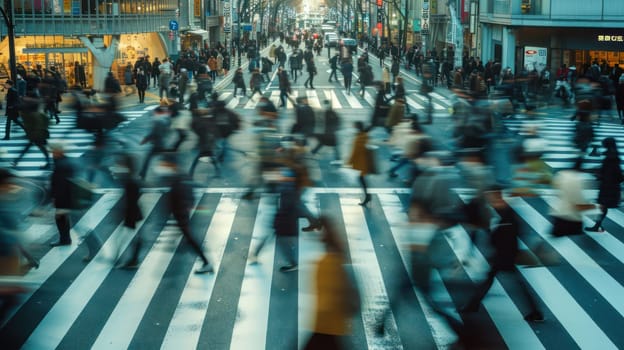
19,50,92,87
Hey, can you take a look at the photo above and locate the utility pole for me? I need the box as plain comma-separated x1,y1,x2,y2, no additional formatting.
0,0,17,81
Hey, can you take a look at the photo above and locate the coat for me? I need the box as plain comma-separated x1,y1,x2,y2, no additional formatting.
348,132,374,175
21,110,49,144
123,177,143,228
597,152,623,208
490,206,520,271
51,156,76,209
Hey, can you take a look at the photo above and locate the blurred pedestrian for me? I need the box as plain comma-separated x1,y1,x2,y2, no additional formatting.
178,68,189,104
278,67,291,108
341,58,353,95
158,58,173,99
49,142,76,247
115,154,143,268
460,187,544,323
2,79,24,140
232,67,247,97
328,53,339,83
135,67,148,103
139,103,172,179
585,137,623,232
347,121,375,206
304,58,317,89
291,96,316,143
162,154,214,274
615,74,624,123
12,97,50,169
311,100,341,161
189,106,220,178
249,68,263,100
303,216,360,350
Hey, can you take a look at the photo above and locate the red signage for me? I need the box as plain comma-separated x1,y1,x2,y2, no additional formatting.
525,50,537,55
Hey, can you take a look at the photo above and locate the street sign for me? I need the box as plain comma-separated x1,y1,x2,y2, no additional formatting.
169,20,178,31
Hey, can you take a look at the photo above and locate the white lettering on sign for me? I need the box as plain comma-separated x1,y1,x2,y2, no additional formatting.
597,35,624,42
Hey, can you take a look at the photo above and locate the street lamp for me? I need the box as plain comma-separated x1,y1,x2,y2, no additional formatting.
0,0,17,81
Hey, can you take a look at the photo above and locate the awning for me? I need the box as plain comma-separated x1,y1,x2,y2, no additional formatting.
188,29,209,40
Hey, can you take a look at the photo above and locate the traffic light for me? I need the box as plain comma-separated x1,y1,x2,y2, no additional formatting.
377,0,382,7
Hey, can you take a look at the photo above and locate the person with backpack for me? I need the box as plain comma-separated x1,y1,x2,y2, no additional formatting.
232,67,247,97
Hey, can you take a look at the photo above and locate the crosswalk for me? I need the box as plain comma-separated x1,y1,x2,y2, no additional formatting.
220,88,452,112
505,117,624,174
2,187,624,349
0,111,144,178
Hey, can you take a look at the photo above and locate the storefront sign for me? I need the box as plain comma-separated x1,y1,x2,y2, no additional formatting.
421,0,430,35
223,2,231,33
524,46,547,72
598,35,624,42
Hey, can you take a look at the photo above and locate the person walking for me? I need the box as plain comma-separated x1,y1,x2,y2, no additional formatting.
460,186,544,322
249,68,263,100
585,137,623,232
12,97,50,169
139,104,172,180
232,67,247,97
3,79,24,140
289,48,302,83
162,154,214,274
158,58,173,99
311,100,341,161
304,58,317,89
151,57,161,88
348,121,375,206
49,142,76,247
177,68,189,104
291,96,316,143
303,216,360,350
278,67,291,108
615,74,624,123
115,154,144,268
135,67,148,103
328,53,339,83
189,106,220,178
341,58,354,95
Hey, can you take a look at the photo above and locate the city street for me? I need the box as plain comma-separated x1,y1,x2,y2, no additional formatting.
1,47,624,349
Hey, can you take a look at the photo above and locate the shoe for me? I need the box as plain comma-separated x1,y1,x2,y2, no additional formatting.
585,226,604,232
524,311,545,323
195,263,214,274
302,223,322,232
29,259,40,269
50,240,71,247
119,261,139,269
248,254,259,265
279,264,298,272
359,194,371,206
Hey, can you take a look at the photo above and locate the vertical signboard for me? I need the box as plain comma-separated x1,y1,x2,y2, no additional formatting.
421,0,430,36
223,2,231,33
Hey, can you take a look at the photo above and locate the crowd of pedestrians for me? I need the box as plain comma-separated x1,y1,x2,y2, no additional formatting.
2,32,624,349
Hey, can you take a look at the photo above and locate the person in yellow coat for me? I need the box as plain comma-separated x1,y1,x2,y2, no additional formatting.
348,121,375,205
304,216,360,350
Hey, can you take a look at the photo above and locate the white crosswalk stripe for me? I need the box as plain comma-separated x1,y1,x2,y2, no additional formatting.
3,188,623,348
0,111,141,177
218,88,454,112
504,117,624,173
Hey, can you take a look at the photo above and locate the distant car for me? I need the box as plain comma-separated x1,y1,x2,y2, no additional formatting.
340,38,357,53
324,33,339,48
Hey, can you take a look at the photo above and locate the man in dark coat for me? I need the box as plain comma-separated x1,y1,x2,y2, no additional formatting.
311,100,341,161
163,154,214,274
291,96,316,141
341,59,354,94
277,67,291,108
50,143,76,246
3,79,24,140
460,187,544,322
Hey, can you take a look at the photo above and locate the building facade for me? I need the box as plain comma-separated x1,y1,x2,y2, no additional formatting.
478,0,624,73
0,0,219,90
